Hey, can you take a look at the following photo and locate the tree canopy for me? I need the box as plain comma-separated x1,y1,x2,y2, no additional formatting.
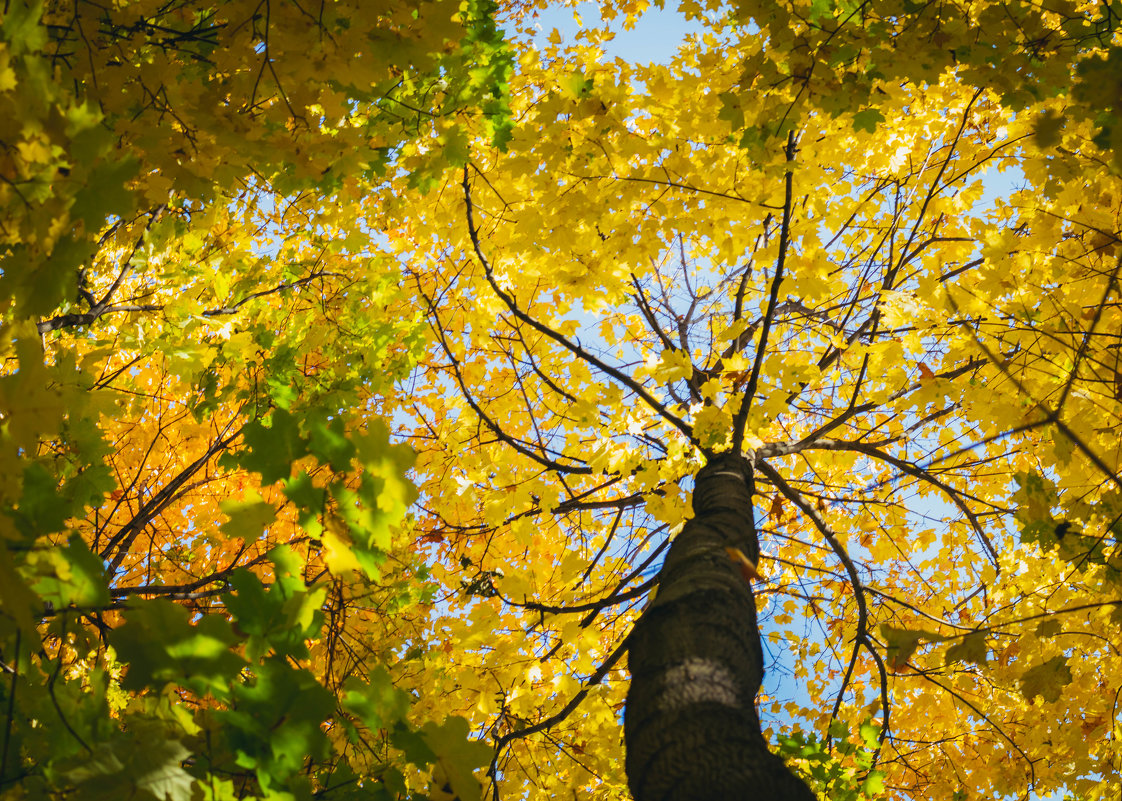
0,1,1120,801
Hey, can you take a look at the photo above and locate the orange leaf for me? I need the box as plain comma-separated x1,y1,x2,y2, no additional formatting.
724,546,761,582
768,494,786,523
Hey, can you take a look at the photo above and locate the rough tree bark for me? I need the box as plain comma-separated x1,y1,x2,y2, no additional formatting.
624,453,816,801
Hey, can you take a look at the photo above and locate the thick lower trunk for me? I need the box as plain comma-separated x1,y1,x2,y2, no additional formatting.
624,454,816,801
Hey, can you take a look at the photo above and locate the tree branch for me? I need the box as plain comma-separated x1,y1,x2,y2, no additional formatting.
462,166,697,448
732,131,798,454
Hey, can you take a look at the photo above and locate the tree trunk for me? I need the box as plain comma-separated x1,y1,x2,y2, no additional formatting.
624,454,816,801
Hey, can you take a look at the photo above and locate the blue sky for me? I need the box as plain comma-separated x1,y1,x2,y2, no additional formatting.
519,1,704,63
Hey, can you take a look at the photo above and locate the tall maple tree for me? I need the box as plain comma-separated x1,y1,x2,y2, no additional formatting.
386,1,1122,799
2,0,1121,801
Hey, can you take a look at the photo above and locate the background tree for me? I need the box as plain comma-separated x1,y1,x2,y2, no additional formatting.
0,1,509,799
723,0,1122,168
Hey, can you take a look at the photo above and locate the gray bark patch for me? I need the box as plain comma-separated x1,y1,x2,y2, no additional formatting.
658,658,740,711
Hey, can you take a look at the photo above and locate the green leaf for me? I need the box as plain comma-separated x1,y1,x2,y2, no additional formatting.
438,124,471,168
944,632,988,666
0,542,41,640
66,102,110,149
71,157,138,229
718,92,745,130
419,717,492,801
1019,655,1072,703
1012,471,1057,530
881,624,942,670
57,741,126,794
27,234,95,317
852,109,886,133
391,722,437,767
1035,618,1063,638
561,71,593,99
220,658,334,790
13,461,70,536
340,667,410,732
109,599,244,695
284,470,327,523
306,413,357,471
239,409,309,484
862,770,886,796
191,776,240,801
31,535,110,609
221,549,325,661
58,735,194,801
0,0,48,53
807,0,836,22
131,739,196,801
219,496,276,540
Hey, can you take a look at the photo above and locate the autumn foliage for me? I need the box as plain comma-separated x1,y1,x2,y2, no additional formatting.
1,1,1121,800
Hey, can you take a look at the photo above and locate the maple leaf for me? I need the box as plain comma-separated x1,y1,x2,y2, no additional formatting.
1019,656,1073,703
944,632,988,667
881,625,942,672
